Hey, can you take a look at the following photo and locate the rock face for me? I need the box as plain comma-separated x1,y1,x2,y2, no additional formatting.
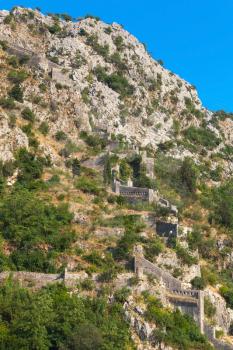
0,6,231,179
205,288,233,333
0,6,224,163
0,113,28,161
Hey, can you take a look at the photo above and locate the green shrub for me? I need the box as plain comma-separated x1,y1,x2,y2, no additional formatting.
191,276,206,290
7,55,19,68
145,296,211,350
39,83,47,92
0,281,133,349
48,23,61,34
184,126,220,149
180,157,199,194
38,121,49,135
59,140,79,158
114,287,130,303
8,84,24,102
109,52,127,71
75,176,101,195
0,97,15,109
94,66,134,97
84,14,100,21
4,14,14,25
29,137,39,150
204,297,216,318
80,278,95,291
113,36,124,51
211,179,233,230
16,148,44,185
8,70,28,84
72,51,87,69
176,245,198,266
71,158,81,177
61,13,72,21
220,285,233,309
55,131,67,141
80,131,107,149
21,107,35,122
104,26,112,34
86,34,109,58
145,238,164,261
0,189,74,271
0,40,8,50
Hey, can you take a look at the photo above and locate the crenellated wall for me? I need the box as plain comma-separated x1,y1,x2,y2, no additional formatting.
134,245,204,333
134,245,233,348
114,180,154,203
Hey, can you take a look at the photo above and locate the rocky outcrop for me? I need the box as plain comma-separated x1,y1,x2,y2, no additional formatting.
0,113,28,161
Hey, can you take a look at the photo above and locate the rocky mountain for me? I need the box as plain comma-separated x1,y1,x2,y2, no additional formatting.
0,6,233,350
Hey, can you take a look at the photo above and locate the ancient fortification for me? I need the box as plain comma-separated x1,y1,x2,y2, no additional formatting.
134,245,233,349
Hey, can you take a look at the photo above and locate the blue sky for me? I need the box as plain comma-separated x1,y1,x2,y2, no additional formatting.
2,0,233,112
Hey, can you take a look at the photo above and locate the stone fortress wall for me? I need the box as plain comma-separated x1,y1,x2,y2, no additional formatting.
113,178,178,215
0,268,87,289
114,179,155,203
134,245,233,349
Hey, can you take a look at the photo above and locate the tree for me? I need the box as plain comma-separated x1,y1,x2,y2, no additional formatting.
180,157,199,194
119,159,132,181
70,324,103,350
212,179,233,230
103,153,112,184
72,158,81,177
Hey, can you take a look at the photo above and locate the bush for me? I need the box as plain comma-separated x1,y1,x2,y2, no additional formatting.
145,296,211,350
184,126,220,150
80,278,95,291
204,297,216,318
8,84,23,102
180,157,199,194
176,245,198,266
211,179,233,230
55,131,67,141
59,140,79,158
94,66,134,97
48,23,61,34
0,97,15,109
80,131,106,149
0,281,133,349
75,176,101,195
8,70,28,84
220,285,233,309
0,40,8,50
7,55,19,68
38,121,49,135
21,107,35,122
113,36,124,51
145,238,164,261
191,276,206,290
0,189,74,271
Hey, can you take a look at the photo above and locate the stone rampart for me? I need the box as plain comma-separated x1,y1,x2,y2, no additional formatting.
114,181,154,203
134,245,204,332
0,270,88,288
204,323,233,350
134,255,181,290
0,271,61,288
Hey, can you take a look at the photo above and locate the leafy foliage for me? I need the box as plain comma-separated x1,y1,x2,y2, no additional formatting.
184,126,220,150
145,295,212,350
0,189,74,272
0,281,134,349
94,66,134,97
